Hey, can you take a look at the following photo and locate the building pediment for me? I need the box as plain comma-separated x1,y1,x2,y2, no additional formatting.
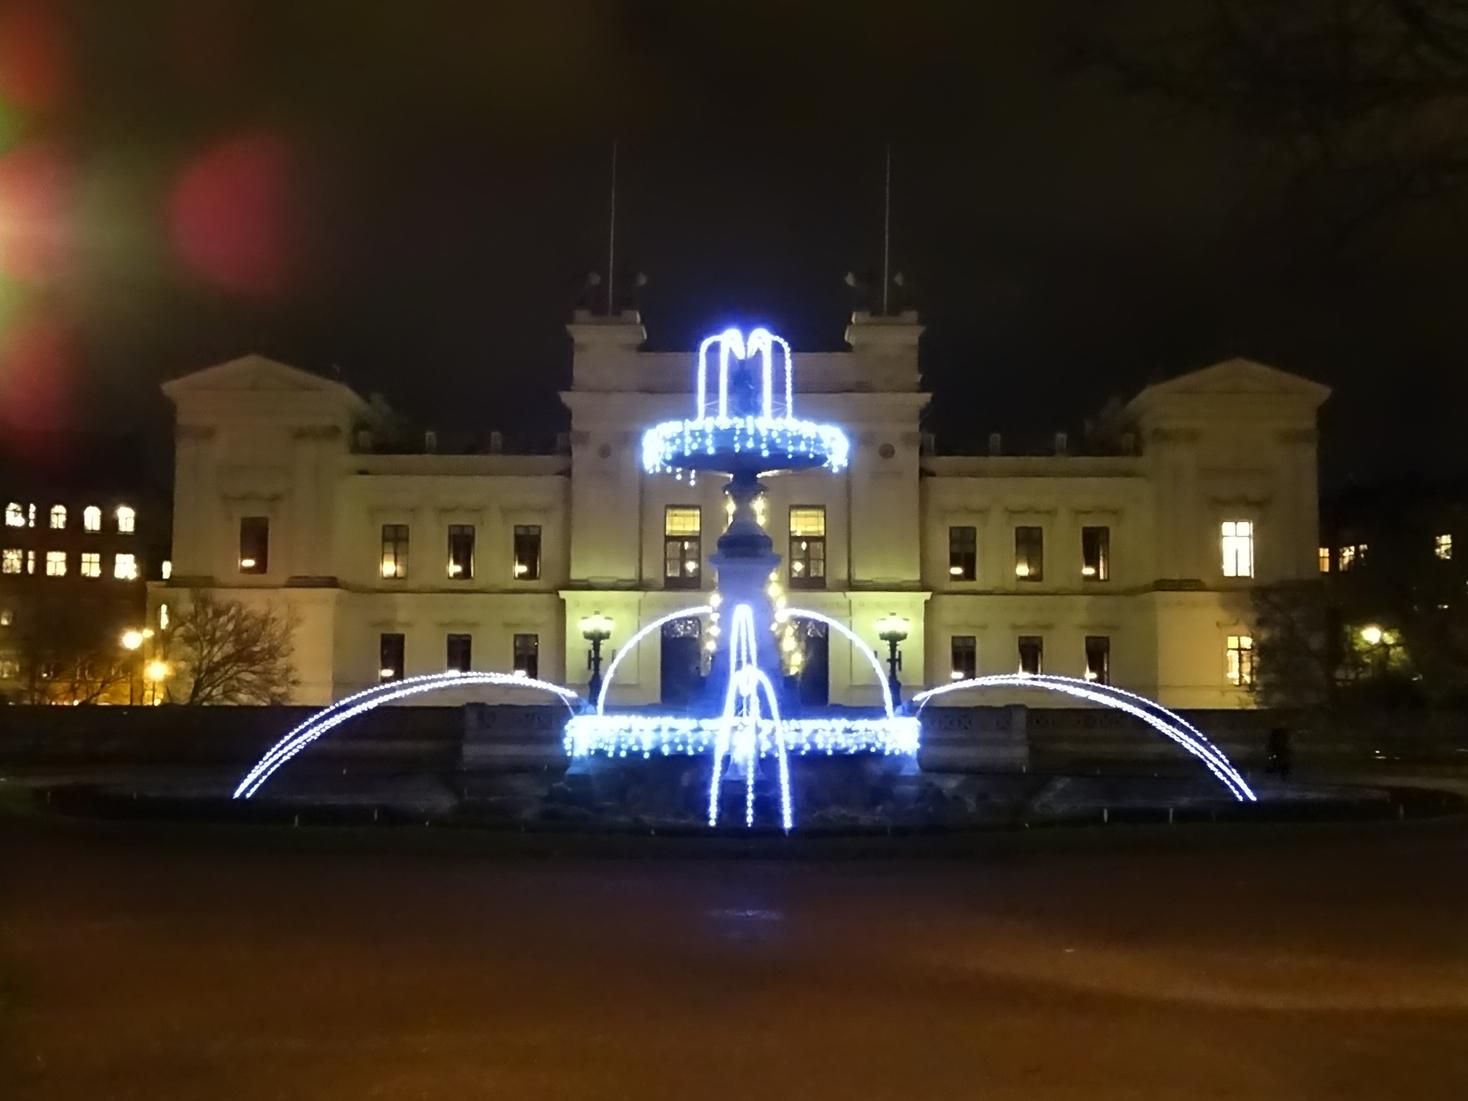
163,355,367,410
1132,358,1331,406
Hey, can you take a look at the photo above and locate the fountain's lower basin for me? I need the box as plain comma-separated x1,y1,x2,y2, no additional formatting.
564,713,921,759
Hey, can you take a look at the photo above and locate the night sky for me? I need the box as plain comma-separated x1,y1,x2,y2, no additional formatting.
2,0,1466,491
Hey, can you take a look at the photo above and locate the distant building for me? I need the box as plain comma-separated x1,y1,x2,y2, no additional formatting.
155,310,1330,709
0,478,162,703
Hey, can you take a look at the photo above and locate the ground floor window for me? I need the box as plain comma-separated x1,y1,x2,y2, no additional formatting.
660,617,703,706
379,633,405,681
446,633,471,673
950,635,977,680
1226,634,1254,686
1084,635,1110,685
513,633,539,679
1018,635,1043,675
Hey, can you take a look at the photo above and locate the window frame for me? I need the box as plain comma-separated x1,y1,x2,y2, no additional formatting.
1017,635,1044,675
513,524,542,581
80,551,101,579
113,553,138,580
1434,533,1453,561
1220,519,1255,579
663,506,702,589
115,505,136,534
1084,635,1111,685
446,524,476,581
48,505,66,530
1014,526,1044,582
380,523,409,580
1080,525,1110,582
512,633,539,679
947,525,977,582
238,516,269,574
446,633,472,673
83,506,101,532
950,634,977,680
1226,634,1255,687
44,550,67,578
788,506,827,590
379,633,406,682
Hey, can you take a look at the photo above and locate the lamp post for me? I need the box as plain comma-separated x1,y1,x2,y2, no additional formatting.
144,660,170,705
120,628,146,705
875,613,909,702
580,612,614,702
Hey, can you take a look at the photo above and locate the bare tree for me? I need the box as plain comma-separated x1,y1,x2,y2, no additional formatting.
1081,0,1468,245
5,595,133,705
163,591,298,705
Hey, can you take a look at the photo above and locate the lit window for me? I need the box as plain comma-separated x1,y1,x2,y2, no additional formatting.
45,551,67,577
1221,520,1254,578
158,603,170,631
1,549,20,574
379,633,405,681
447,524,475,579
0,609,11,626
83,506,101,532
664,507,701,589
1338,542,1367,571
80,552,101,578
0,655,17,678
113,553,138,580
239,517,268,574
1318,546,1331,573
161,559,171,580
1435,533,1453,561
380,523,409,579
513,524,542,581
49,505,66,530
789,507,826,590
25,550,34,574
446,633,472,673
950,635,977,679
26,503,34,527
513,633,539,679
1226,634,1255,686
1081,526,1109,581
948,526,976,581
1084,635,1110,684
115,505,135,533
1018,635,1043,675
3,503,21,528
1014,526,1043,581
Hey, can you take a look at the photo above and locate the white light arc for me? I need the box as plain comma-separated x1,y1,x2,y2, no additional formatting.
783,608,895,717
595,605,713,714
234,671,580,800
912,674,1256,802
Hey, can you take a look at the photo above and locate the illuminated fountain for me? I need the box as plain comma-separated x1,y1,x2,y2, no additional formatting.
565,326,919,829
233,324,1256,829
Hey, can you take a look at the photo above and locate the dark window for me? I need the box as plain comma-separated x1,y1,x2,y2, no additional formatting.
446,633,471,673
1084,635,1111,684
948,526,977,581
1018,635,1043,675
239,516,269,574
447,524,475,580
380,523,408,579
379,633,405,681
1014,526,1043,581
513,525,541,581
789,507,826,589
660,617,703,706
1081,526,1110,581
951,635,977,679
663,507,702,589
512,633,539,679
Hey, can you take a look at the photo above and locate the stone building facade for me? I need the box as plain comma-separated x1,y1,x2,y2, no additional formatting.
154,310,1330,709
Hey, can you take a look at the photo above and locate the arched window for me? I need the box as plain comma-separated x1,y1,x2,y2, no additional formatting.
83,506,101,532
4,503,23,528
115,505,136,534
49,505,66,530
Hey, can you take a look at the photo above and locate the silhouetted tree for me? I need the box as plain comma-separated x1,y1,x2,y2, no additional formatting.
163,591,298,705
1083,0,1468,245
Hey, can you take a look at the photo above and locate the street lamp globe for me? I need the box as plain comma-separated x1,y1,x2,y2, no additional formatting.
1360,624,1384,646
120,629,145,651
876,613,909,643
579,612,614,642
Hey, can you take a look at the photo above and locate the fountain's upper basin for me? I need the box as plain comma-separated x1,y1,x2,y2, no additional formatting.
642,416,850,476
